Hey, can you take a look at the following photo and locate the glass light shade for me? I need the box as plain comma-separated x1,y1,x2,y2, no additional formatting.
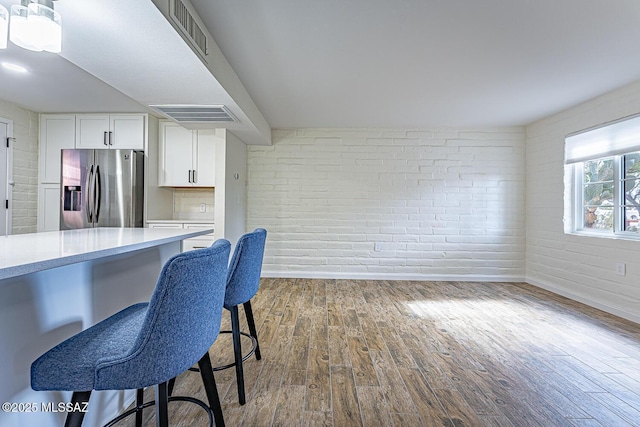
9,4,41,51
0,5,8,49
27,2,61,53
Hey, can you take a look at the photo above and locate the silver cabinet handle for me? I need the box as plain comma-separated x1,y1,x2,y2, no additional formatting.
103,131,108,146
108,131,113,146
193,170,197,183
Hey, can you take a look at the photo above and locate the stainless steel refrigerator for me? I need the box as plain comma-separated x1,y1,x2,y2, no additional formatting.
60,149,144,230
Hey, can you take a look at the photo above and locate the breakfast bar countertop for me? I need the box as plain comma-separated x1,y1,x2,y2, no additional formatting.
146,220,214,224
0,227,213,281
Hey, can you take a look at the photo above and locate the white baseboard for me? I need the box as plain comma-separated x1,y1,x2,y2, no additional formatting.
261,270,525,283
526,277,640,325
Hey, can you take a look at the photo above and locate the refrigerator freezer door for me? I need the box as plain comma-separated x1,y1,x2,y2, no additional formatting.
94,150,144,228
60,149,95,230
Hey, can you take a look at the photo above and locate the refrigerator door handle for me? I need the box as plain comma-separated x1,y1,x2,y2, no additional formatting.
86,165,94,223
95,165,102,223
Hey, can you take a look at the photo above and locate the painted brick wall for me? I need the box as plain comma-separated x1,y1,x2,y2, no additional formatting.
247,128,525,280
526,80,640,323
0,100,38,234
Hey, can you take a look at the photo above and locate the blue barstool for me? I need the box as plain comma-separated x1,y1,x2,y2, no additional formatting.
220,228,267,405
30,239,231,427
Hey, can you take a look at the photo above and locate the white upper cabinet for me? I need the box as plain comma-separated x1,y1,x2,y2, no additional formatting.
194,130,217,186
159,121,218,187
39,115,76,184
76,114,145,150
161,123,193,186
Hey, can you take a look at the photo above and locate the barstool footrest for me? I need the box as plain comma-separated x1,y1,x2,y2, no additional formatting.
103,395,214,427
188,330,258,373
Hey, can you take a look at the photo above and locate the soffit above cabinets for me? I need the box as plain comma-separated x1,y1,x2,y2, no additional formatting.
0,0,271,146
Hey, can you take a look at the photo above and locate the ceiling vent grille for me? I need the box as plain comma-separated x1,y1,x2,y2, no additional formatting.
150,105,239,123
170,0,208,58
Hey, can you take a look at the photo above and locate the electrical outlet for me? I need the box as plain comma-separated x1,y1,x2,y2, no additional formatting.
199,203,206,213
615,262,626,276
374,242,381,252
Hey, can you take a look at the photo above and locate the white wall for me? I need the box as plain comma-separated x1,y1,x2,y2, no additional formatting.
247,128,526,280
173,188,215,220
0,100,38,234
526,80,640,324
214,130,247,247
224,131,247,246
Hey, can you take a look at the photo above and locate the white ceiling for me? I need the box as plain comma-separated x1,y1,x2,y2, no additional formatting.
1,0,640,139
191,0,640,129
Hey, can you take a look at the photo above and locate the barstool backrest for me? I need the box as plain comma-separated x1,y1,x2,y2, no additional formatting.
94,239,231,390
224,228,267,308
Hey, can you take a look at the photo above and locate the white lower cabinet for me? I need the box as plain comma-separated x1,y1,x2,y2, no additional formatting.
38,184,61,232
147,222,214,252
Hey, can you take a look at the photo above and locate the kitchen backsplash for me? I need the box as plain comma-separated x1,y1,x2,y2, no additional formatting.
173,188,215,221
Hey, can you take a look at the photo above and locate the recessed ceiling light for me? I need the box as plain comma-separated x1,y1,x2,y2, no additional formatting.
1,62,28,73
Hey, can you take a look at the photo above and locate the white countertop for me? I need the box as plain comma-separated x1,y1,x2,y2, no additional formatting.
0,227,214,280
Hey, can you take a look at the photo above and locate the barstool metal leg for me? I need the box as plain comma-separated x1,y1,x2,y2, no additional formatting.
135,388,144,427
230,305,246,405
198,353,225,427
63,391,91,427
243,301,261,360
167,377,177,396
154,382,169,427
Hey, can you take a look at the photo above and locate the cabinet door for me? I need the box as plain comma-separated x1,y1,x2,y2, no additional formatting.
39,115,76,183
160,122,194,186
38,184,61,232
110,115,145,150
147,223,184,229
184,223,214,235
182,237,214,252
75,115,111,149
193,130,217,186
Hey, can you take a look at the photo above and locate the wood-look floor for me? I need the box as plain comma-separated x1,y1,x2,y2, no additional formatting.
130,279,640,427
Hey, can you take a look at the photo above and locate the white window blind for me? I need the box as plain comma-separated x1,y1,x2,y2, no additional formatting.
565,114,640,164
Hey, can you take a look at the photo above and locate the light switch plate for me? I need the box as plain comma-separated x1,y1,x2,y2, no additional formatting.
615,262,626,276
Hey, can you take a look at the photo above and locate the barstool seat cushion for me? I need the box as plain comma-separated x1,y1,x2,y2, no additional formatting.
31,303,148,392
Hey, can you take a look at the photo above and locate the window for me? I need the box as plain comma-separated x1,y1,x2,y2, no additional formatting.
622,153,640,232
581,157,614,231
565,114,640,238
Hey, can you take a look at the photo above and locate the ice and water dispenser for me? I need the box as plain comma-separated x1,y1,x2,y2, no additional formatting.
63,186,82,211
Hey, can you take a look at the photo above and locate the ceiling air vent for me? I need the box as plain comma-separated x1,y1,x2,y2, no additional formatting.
170,0,208,59
150,105,239,123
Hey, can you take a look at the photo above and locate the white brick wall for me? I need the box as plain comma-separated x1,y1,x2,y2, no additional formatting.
526,80,640,323
0,100,38,234
248,128,525,281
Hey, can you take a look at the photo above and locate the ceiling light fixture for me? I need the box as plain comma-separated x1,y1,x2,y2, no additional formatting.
0,5,8,49
8,0,61,53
